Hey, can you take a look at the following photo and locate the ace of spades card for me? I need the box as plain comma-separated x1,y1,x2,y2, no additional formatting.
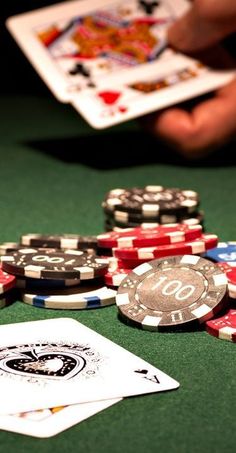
0,318,179,415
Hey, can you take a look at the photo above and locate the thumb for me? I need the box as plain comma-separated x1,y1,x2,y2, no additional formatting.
168,0,236,53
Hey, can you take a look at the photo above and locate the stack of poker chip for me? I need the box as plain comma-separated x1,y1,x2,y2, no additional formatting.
98,226,236,335
0,227,216,311
0,268,18,309
102,186,204,230
204,242,236,300
203,242,236,343
97,224,218,287
1,231,236,342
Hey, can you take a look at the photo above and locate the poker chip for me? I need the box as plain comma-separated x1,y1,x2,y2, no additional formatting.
16,276,80,290
0,242,22,256
20,284,117,309
0,289,17,309
113,234,218,260
104,212,204,230
104,256,149,269
104,258,131,286
116,255,228,331
116,258,149,269
180,214,205,227
103,186,199,216
105,269,129,287
217,262,236,299
206,309,236,342
105,208,202,225
96,247,113,257
97,224,203,249
1,248,108,280
0,244,61,255
205,242,236,263
0,266,16,294
103,257,131,286
19,278,103,295
20,234,98,250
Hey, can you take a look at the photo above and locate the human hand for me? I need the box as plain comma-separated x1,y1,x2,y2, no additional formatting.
142,0,236,158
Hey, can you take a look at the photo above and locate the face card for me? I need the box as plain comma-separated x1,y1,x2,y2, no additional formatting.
0,318,179,415
0,399,122,438
7,0,236,127
6,0,188,102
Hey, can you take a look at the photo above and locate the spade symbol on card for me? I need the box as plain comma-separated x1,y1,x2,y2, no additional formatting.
139,0,159,15
135,369,160,384
0,346,86,380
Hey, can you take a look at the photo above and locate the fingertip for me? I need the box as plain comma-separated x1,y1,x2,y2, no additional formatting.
154,109,194,141
150,108,215,157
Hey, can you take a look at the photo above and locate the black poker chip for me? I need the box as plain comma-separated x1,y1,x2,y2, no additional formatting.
104,208,203,225
0,244,63,256
103,186,199,216
20,234,98,251
116,255,228,331
104,212,204,231
0,289,17,309
0,242,22,256
18,278,105,296
1,248,109,280
16,275,81,290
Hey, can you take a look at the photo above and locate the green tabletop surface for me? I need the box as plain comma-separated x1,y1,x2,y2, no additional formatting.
1,3,236,452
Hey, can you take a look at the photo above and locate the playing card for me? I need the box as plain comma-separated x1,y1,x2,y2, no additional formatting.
7,0,236,129
0,318,179,414
0,399,121,438
6,0,188,102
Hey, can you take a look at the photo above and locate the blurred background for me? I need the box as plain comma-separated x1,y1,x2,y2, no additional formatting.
1,1,60,95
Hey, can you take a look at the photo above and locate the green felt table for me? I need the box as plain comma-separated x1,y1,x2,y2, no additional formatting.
0,92,236,453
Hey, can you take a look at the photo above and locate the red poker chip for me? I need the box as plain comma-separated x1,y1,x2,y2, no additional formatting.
104,257,132,287
105,268,130,287
97,224,203,249
117,258,150,269
0,265,16,294
217,262,236,299
206,309,236,342
113,234,218,260
105,256,149,270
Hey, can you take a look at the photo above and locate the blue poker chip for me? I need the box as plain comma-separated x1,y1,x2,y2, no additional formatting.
204,242,236,263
